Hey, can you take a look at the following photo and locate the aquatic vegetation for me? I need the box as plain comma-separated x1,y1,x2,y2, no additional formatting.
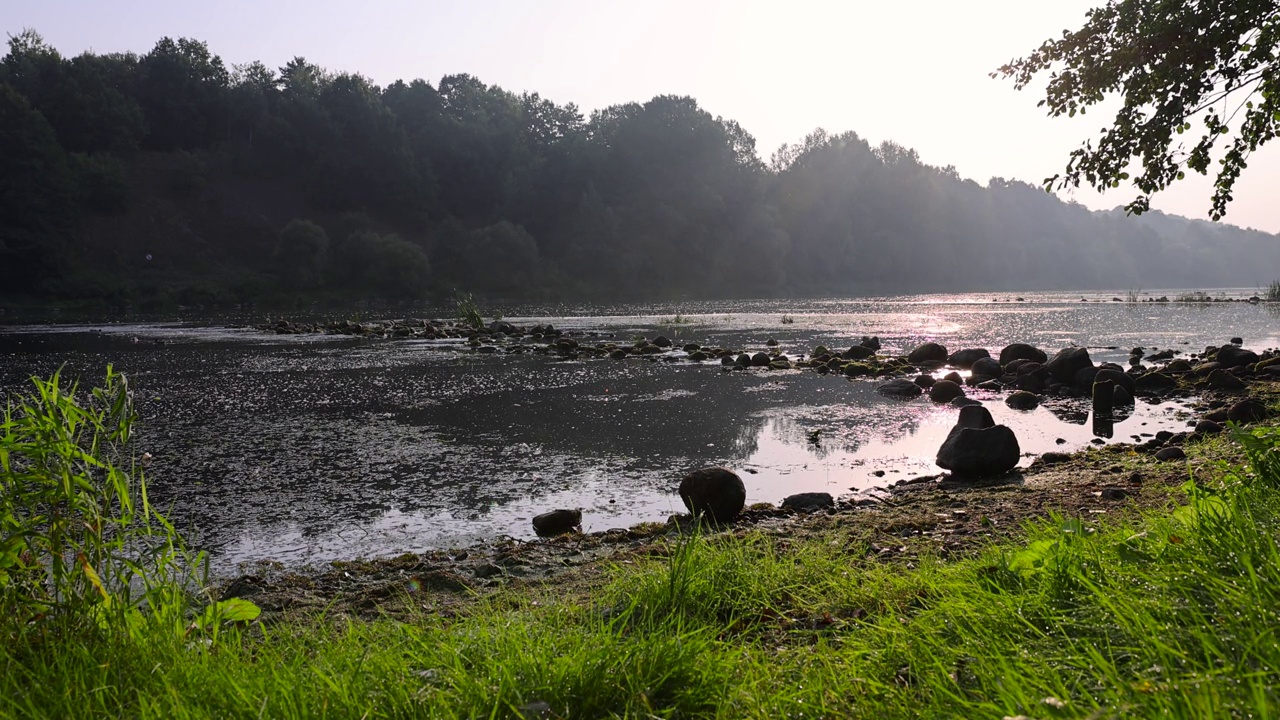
1266,280,1280,301
659,313,694,325
453,290,486,329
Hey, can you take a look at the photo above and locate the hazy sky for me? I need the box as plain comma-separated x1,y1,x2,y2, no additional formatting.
6,0,1278,232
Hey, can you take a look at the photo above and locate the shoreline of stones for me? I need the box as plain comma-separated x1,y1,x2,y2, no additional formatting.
256,319,1277,536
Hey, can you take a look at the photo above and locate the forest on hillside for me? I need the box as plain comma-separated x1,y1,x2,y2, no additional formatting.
2,30,1278,307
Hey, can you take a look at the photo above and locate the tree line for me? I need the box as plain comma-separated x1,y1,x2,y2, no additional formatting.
2,30,1278,306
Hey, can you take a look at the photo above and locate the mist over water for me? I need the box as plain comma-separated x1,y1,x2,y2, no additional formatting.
2,290,1276,572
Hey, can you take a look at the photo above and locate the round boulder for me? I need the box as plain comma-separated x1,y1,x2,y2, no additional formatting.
937,425,1021,478
948,348,991,369
929,380,965,403
678,467,746,523
1005,390,1041,410
1227,398,1268,424
1216,345,1259,368
652,336,673,348
1000,343,1048,366
908,342,949,364
914,374,937,389
955,404,995,430
1206,369,1245,391
1134,372,1176,394
1046,347,1094,384
532,509,582,538
971,356,1002,378
1094,368,1135,394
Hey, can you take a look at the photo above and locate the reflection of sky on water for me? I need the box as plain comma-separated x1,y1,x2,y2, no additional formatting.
0,289,1267,571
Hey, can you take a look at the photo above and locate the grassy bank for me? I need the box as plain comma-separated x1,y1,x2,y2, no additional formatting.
5,378,1280,717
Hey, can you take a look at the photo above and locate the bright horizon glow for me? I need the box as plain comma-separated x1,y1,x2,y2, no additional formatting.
5,0,1278,233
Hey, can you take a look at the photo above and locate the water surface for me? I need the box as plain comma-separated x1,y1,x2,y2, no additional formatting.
2,290,1276,571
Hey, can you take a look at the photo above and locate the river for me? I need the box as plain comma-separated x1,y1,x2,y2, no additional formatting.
2,289,1276,573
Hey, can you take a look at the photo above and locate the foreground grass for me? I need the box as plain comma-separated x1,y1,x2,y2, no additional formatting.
7,437,1280,718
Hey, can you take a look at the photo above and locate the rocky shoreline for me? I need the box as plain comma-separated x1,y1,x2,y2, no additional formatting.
226,317,1280,620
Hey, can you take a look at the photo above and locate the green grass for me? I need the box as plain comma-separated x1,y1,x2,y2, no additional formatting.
7,429,1280,717
7,371,1280,717
1266,280,1280,302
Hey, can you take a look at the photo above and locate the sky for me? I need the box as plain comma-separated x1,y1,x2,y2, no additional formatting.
5,0,1278,233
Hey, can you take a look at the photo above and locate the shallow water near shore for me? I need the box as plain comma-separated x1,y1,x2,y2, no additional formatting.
2,290,1278,572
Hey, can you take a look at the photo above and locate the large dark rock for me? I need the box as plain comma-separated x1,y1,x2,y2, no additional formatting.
679,467,746,523
936,425,1020,478
948,348,991,368
1005,390,1041,410
878,379,924,398
1227,398,1268,424
750,352,772,367
1134,372,1176,393
1216,345,1259,368
1206,369,1246,391
1074,366,1100,391
652,335,673,348
954,404,995,430
1046,347,1093,384
1000,343,1048,366
1154,447,1186,461
532,509,582,537
1013,373,1046,393
781,492,835,513
908,342,949,364
914,374,936,389
843,345,875,360
971,356,1002,378
1094,368,1135,394
929,380,965,403
860,335,882,351
1113,384,1135,406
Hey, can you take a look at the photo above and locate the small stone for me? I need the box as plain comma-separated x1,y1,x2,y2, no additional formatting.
1155,447,1187,461
532,509,582,537
1195,419,1223,434
878,379,924,398
781,492,835,512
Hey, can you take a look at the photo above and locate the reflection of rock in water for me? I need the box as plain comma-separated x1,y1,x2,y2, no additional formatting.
729,417,766,462
1045,401,1089,425
1091,413,1114,438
